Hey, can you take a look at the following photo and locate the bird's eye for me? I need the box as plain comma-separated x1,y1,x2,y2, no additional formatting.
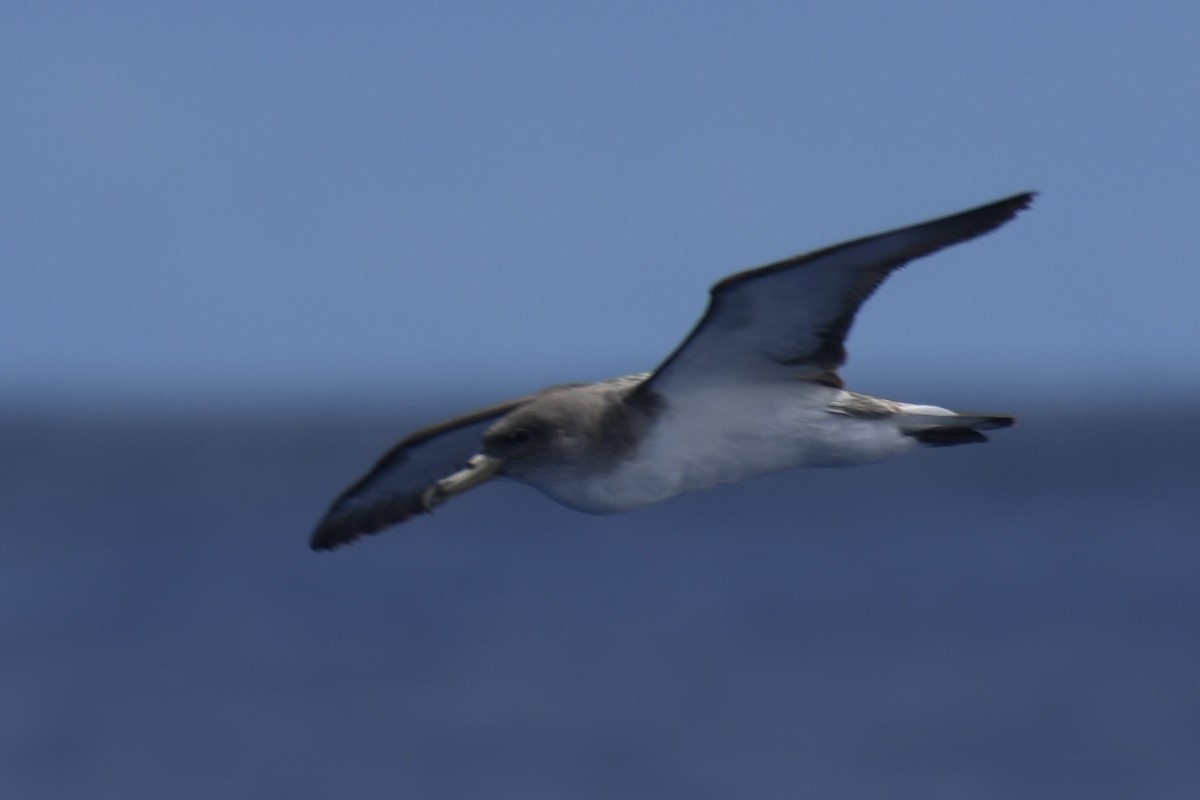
510,428,532,444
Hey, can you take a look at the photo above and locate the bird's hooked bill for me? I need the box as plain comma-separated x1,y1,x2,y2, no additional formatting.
421,454,504,511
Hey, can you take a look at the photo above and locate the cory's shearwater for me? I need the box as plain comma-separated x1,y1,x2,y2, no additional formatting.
310,193,1033,551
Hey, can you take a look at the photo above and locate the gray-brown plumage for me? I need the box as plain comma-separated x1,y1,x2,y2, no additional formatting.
311,193,1032,551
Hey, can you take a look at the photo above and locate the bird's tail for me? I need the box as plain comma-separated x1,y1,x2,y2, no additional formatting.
900,412,1015,447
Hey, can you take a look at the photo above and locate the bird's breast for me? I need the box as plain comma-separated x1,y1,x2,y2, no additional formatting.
514,384,917,513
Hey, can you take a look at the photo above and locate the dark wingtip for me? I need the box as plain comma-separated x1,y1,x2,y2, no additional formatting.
941,191,1037,241
308,518,369,552
991,190,1036,208
308,502,422,552
997,191,1036,218
308,525,360,552
308,519,392,552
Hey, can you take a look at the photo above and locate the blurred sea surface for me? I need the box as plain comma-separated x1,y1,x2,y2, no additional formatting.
3,402,1199,800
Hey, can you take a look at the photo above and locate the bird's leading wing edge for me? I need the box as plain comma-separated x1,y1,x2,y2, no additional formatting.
637,192,1035,396
309,395,532,551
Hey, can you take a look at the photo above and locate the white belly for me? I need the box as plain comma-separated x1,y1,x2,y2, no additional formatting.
520,383,923,514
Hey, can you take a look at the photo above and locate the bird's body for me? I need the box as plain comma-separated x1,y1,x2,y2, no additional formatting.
508,377,968,515
310,193,1033,551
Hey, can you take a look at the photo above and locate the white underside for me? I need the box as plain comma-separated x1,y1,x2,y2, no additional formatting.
520,382,953,513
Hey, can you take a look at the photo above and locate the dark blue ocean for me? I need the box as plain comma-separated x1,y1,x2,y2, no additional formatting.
5,401,1199,799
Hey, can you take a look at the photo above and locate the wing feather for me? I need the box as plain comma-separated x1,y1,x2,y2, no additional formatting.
637,193,1034,395
309,395,532,550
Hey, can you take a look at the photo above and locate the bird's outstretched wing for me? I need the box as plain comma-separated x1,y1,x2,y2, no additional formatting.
636,193,1035,396
309,395,533,550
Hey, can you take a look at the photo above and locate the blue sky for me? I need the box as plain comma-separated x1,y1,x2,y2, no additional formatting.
4,2,1198,409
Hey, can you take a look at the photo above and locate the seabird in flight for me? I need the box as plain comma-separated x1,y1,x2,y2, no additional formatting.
310,192,1034,551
